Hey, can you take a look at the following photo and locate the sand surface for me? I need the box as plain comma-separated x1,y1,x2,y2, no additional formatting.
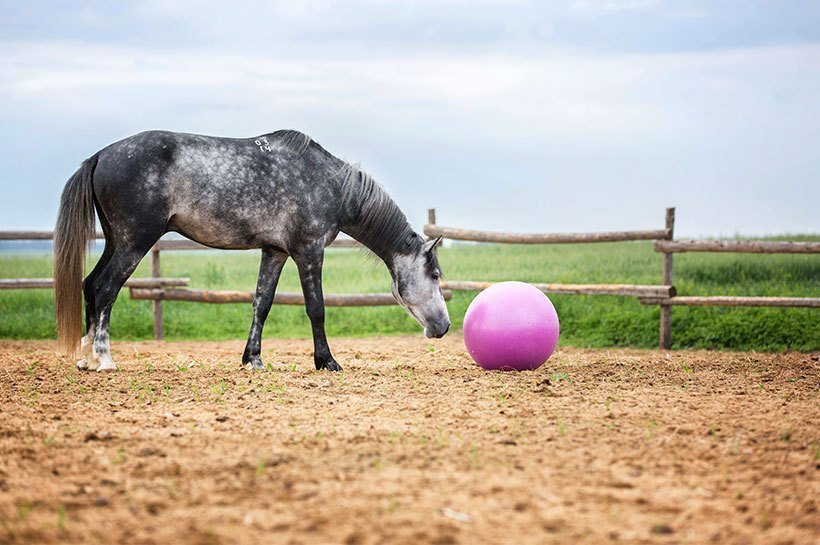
0,336,817,544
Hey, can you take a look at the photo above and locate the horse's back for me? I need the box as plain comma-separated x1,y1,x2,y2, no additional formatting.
91,130,345,250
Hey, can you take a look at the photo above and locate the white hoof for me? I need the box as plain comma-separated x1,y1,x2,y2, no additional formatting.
95,353,117,372
77,358,90,370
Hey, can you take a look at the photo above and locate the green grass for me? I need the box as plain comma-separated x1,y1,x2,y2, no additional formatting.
1,240,818,351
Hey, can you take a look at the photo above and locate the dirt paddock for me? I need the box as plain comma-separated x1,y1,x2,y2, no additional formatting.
0,336,817,544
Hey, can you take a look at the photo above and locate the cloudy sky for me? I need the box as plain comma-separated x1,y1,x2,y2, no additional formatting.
1,0,818,236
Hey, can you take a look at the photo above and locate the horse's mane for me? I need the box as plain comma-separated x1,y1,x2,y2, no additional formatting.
339,163,418,259
267,129,419,259
269,129,313,155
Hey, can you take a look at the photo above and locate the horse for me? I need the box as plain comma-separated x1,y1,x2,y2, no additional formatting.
53,130,450,372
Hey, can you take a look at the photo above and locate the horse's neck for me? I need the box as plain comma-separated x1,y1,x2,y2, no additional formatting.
345,218,411,267
342,195,414,267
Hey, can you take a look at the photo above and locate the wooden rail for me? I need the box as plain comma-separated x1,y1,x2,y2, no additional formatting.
0,230,105,240
424,225,671,244
154,238,360,251
130,287,452,306
0,277,189,289
639,296,820,308
1,229,365,339
0,230,360,249
443,280,674,299
655,240,820,254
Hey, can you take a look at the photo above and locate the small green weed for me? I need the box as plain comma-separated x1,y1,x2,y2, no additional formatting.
112,449,127,464
551,372,570,383
17,500,36,522
469,443,481,468
211,379,229,396
645,420,658,440
56,504,66,531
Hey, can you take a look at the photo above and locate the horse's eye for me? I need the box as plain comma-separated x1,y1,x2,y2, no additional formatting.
431,271,440,281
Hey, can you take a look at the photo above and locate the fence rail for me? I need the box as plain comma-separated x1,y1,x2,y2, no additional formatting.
153,238,362,251
654,240,820,254
639,296,820,308
1,231,373,339
0,230,361,248
442,280,674,299
0,231,105,240
130,287,452,306
0,277,189,289
424,225,671,244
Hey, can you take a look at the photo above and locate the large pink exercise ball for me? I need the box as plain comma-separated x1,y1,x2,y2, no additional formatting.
463,281,560,371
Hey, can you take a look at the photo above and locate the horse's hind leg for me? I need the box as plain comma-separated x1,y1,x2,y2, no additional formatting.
76,243,113,370
242,248,288,370
86,246,152,372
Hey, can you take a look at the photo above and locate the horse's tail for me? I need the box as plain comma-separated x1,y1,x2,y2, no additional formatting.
54,154,98,355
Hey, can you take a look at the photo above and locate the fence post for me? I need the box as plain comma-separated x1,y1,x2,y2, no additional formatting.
150,247,163,340
659,207,675,349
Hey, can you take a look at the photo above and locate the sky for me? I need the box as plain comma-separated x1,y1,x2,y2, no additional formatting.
0,0,818,237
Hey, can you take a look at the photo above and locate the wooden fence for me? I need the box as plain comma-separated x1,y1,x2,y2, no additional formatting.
647,236,820,347
2,209,818,348
0,231,450,340
424,208,820,348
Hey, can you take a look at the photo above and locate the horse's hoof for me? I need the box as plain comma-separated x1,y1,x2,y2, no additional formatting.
95,354,117,372
242,358,265,371
76,358,90,371
317,359,342,372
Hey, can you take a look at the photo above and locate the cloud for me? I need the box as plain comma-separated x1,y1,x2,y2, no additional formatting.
569,0,663,15
0,2,818,235
3,40,817,138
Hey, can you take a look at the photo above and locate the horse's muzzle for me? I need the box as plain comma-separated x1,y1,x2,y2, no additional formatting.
425,319,451,339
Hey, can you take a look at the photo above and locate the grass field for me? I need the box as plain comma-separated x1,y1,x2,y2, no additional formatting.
1,240,818,351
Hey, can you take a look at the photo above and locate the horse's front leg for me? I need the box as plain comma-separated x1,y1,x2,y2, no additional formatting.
293,247,341,371
242,248,288,370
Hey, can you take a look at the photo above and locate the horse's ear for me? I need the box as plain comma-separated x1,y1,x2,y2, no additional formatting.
424,236,443,253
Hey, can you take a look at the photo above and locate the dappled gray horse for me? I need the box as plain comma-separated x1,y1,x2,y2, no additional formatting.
54,130,450,371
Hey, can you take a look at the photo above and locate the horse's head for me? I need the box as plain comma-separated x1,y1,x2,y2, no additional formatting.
391,235,450,338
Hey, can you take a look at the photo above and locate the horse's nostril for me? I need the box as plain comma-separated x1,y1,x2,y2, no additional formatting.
435,323,450,338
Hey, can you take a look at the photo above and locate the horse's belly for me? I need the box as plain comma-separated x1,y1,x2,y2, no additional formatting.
168,209,287,250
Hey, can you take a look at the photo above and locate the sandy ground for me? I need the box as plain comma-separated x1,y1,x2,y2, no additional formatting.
0,336,817,545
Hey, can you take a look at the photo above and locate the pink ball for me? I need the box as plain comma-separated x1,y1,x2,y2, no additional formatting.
463,281,560,371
